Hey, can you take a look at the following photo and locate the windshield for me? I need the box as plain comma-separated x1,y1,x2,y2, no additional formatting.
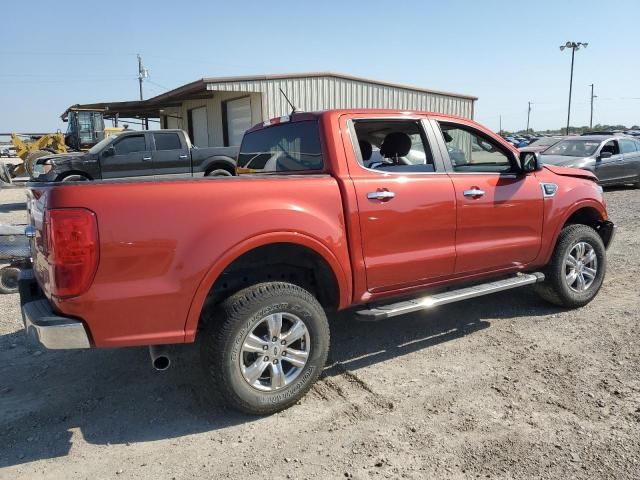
88,134,120,154
542,139,600,157
530,137,562,148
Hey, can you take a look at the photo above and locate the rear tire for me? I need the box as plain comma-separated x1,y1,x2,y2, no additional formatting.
205,168,233,177
535,224,606,308
0,267,20,294
200,282,329,415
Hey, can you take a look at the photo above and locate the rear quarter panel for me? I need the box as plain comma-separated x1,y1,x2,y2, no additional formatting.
35,175,350,347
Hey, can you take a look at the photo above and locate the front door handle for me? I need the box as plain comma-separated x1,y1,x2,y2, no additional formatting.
367,190,395,201
463,188,485,197
142,156,152,161
179,155,188,160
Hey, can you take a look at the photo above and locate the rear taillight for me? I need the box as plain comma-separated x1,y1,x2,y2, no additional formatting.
44,208,99,298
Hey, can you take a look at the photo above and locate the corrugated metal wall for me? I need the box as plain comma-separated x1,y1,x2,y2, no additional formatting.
206,75,474,121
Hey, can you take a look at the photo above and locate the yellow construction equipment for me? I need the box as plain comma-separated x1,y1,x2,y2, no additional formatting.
9,108,122,177
10,132,67,177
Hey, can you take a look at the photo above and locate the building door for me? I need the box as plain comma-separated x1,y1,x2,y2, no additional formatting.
188,106,209,147
224,97,252,146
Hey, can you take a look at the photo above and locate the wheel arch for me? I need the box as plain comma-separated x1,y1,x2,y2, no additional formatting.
56,170,93,182
202,157,236,176
183,232,351,341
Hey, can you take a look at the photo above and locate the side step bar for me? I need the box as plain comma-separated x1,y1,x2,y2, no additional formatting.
356,272,545,321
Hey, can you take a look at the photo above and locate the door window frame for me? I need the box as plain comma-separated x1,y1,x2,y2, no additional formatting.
346,116,448,175
112,133,149,156
151,131,186,151
428,118,521,175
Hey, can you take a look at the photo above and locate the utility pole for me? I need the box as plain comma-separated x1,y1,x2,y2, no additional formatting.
137,54,149,129
560,41,588,135
589,83,596,129
526,102,532,132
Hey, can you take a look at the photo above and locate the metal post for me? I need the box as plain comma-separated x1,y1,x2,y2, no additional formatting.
137,54,148,130
566,46,575,135
526,102,532,132
589,83,595,129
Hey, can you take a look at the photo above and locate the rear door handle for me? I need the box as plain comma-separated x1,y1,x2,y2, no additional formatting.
463,188,485,197
367,190,395,201
142,156,152,161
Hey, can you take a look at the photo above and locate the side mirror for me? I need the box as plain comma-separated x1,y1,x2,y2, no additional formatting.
599,151,613,160
520,151,542,173
103,146,115,157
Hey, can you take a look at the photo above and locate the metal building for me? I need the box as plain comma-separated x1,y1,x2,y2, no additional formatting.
68,72,477,148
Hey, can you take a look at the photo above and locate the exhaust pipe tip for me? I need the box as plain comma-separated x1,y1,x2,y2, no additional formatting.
149,345,171,371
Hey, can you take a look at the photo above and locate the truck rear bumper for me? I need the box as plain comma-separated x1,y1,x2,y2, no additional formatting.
19,269,91,349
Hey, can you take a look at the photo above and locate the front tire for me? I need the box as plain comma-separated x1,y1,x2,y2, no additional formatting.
200,282,329,415
535,224,606,308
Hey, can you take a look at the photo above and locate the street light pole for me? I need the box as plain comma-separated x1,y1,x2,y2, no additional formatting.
526,102,532,132
560,41,588,135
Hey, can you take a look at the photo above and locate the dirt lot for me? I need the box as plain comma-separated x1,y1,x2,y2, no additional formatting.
0,178,638,480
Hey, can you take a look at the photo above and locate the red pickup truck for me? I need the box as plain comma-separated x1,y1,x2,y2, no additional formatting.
20,109,615,414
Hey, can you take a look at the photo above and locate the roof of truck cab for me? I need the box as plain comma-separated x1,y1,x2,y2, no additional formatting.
246,109,474,134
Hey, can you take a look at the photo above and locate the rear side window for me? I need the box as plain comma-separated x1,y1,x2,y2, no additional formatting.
619,139,637,154
113,135,146,155
237,121,323,173
154,132,182,151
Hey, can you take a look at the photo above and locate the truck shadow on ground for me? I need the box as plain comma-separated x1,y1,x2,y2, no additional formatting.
0,288,560,467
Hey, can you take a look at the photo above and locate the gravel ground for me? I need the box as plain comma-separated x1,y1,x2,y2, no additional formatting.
0,180,638,480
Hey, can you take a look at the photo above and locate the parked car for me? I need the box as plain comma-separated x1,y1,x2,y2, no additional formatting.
520,136,564,153
540,135,640,187
20,109,615,415
30,129,238,182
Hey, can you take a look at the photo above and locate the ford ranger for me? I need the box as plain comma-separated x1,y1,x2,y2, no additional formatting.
30,129,238,182
19,109,615,414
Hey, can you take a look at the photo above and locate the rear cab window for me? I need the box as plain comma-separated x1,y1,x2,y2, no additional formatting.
154,132,183,150
237,120,323,174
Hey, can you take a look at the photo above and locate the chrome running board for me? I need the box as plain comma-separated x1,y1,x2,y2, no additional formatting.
356,272,545,321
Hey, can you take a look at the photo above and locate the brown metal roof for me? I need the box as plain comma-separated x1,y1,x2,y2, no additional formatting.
62,72,477,120
199,72,478,101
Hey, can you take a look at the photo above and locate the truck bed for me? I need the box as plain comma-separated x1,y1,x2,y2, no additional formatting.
27,174,350,347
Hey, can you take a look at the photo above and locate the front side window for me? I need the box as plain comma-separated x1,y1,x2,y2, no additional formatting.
438,123,513,172
600,140,620,156
619,139,637,154
352,120,436,173
237,121,323,173
154,132,182,151
113,135,146,155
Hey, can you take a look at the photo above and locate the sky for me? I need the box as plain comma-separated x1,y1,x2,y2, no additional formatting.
1,0,639,134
